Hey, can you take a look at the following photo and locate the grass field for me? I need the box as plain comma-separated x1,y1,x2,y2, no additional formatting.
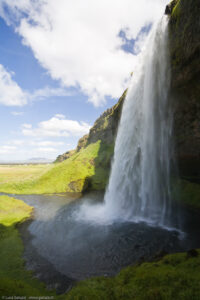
0,164,52,184
0,195,63,298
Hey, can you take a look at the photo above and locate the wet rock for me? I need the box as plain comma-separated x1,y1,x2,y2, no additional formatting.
165,0,178,15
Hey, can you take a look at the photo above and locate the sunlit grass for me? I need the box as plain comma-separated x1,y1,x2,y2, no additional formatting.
0,164,52,184
0,195,33,226
0,141,112,194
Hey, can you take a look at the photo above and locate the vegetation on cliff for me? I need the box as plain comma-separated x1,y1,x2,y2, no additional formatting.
174,179,200,210
55,89,126,162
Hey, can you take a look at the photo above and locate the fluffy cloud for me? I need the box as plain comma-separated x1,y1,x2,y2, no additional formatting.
0,139,69,160
0,64,71,107
6,139,65,147
22,114,91,137
30,140,64,147
0,0,169,106
9,140,25,145
29,86,72,102
0,64,27,106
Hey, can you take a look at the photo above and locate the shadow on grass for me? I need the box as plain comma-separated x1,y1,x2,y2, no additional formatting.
84,141,115,193
0,222,61,298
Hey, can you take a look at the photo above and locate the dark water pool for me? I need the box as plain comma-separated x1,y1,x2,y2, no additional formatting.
3,192,200,294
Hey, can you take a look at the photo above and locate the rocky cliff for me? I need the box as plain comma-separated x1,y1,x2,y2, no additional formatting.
165,0,200,208
56,90,126,163
167,0,200,183
54,90,126,192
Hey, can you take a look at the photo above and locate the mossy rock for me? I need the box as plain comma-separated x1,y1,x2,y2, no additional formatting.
172,179,200,210
68,178,89,193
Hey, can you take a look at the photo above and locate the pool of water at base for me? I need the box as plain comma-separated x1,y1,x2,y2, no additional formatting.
2,192,200,294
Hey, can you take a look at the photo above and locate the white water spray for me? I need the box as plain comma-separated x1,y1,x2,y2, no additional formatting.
104,16,173,226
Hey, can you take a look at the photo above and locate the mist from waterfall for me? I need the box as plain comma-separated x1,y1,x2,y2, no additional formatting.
77,16,177,228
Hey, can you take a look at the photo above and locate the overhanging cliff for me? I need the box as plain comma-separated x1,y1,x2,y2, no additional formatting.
166,0,200,208
167,0,200,182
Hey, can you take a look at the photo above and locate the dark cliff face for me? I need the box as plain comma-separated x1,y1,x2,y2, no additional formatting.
86,90,126,146
168,0,200,182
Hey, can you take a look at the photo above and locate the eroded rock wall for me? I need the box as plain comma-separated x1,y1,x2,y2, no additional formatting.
168,0,200,182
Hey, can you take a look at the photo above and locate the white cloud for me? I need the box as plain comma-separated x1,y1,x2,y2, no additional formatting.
0,145,17,154
0,64,71,107
22,114,91,138
9,140,25,146
11,111,24,116
0,64,27,106
0,138,68,160
35,147,57,153
30,140,64,147
0,0,169,106
29,86,72,102
6,139,65,147
55,114,65,119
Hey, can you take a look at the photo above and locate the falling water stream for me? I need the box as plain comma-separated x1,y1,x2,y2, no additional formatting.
104,17,173,226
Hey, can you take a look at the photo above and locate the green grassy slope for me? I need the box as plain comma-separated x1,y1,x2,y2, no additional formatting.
0,141,113,194
0,195,62,298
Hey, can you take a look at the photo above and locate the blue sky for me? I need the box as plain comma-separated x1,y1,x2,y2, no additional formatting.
0,0,168,161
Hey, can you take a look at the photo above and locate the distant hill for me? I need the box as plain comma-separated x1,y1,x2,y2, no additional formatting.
0,158,53,165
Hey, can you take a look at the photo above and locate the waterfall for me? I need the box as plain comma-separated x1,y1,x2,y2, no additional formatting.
104,16,173,226
76,16,176,228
